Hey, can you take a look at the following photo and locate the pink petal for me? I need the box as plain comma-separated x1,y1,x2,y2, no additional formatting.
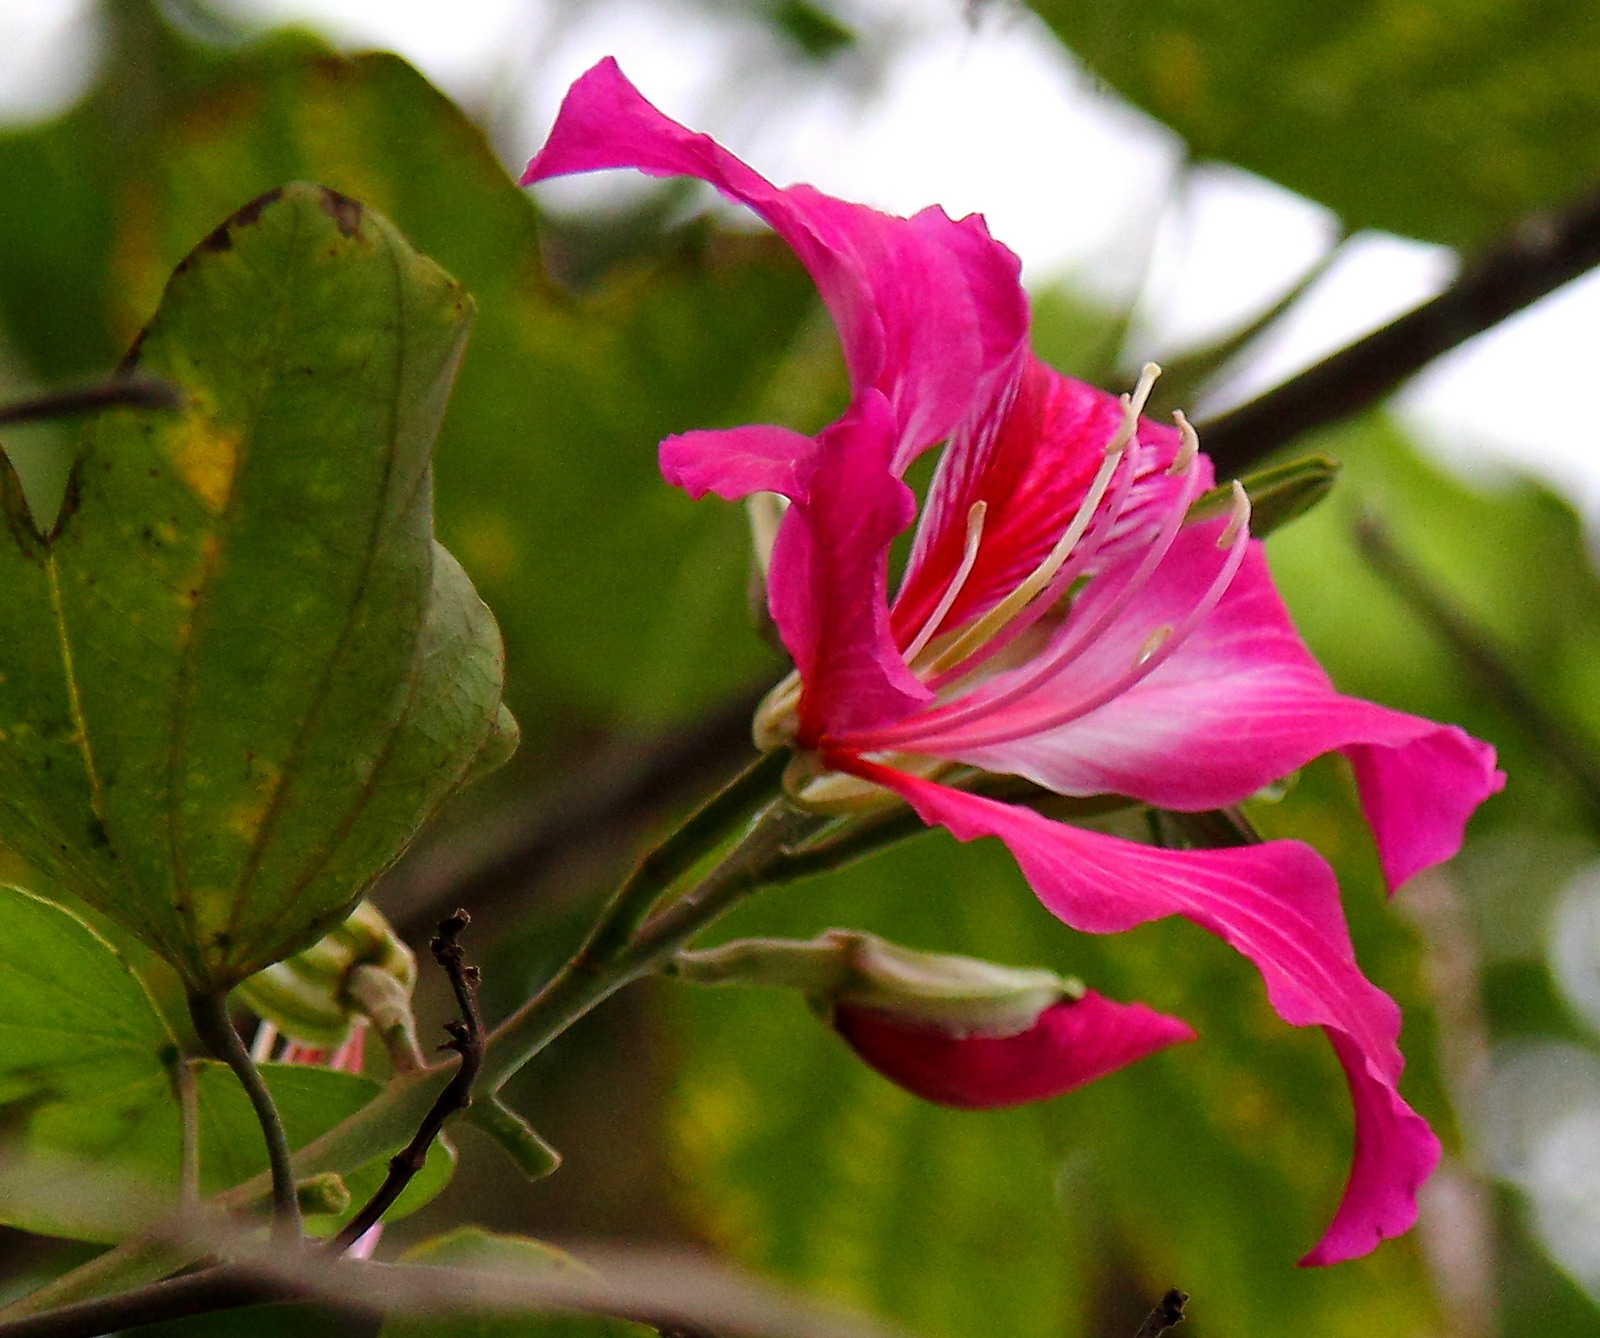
932,536,1501,890
833,990,1195,1110
849,763,1441,1265
767,394,932,741
659,424,820,503
522,59,1030,468
893,358,1210,645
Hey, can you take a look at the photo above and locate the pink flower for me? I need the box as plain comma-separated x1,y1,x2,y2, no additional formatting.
523,59,1504,1265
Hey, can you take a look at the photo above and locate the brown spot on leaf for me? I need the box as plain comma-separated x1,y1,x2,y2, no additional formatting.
232,186,284,229
198,222,233,254
319,187,363,238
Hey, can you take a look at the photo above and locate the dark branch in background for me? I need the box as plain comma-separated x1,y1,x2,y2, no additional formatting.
1354,511,1600,831
1134,1288,1188,1338
0,377,180,427
1198,185,1600,475
386,687,764,936
333,912,485,1250
0,1265,294,1338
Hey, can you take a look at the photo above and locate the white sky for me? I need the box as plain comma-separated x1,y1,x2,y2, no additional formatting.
5,0,1598,516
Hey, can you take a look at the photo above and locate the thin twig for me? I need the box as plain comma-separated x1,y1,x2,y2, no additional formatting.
0,377,180,428
1198,184,1600,474
0,1264,291,1338
187,993,301,1240
333,912,484,1250
1134,1288,1188,1338
583,748,788,963
1354,510,1600,831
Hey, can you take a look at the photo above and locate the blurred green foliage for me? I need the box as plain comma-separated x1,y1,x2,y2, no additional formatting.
1027,0,1600,246
3,1,1600,1336
0,886,451,1243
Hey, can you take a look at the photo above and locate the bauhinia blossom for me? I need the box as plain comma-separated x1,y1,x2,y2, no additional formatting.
522,59,1504,1266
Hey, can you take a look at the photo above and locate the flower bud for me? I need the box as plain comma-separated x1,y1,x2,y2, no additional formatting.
674,929,1077,1036
833,991,1196,1109
237,900,416,1048
673,929,1194,1109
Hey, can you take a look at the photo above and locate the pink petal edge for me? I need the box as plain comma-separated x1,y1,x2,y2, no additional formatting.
847,762,1442,1265
522,58,1030,468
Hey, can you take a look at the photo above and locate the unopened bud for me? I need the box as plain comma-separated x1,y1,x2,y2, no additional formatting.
297,1171,352,1217
673,930,1194,1110
673,929,1081,1038
237,900,417,1048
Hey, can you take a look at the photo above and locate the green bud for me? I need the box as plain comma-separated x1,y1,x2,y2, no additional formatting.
297,1172,352,1217
1188,454,1340,538
673,929,1082,1038
236,900,416,1048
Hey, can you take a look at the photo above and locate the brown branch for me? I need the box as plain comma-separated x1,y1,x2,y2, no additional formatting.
1198,185,1600,475
0,377,180,428
0,1266,294,1338
333,912,484,1250
1134,1288,1188,1338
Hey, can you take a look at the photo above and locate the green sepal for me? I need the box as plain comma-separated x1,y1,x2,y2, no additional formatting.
1189,454,1340,538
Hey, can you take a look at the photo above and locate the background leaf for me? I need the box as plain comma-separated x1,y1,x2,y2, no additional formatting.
1026,0,1600,245
0,181,506,987
662,762,1442,1338
383,1228,655,1338
0,884,451,1243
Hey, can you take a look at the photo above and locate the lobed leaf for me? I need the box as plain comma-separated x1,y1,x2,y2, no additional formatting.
0,182,507,988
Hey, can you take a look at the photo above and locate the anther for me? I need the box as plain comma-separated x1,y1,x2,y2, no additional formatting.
1218,480,1251,548
1135,624,1174,667
1168,411,1200,476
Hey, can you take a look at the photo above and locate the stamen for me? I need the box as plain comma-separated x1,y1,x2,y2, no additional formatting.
867,422,1205,749
1168,411,1199,476
904,501,987,664
915,480,1255,752
919,364,1163,679
1135,624,1173,667
1218,480,1250,548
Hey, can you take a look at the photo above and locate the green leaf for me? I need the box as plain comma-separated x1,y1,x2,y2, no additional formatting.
92,49,818,732
0,182,508,988
6,1056,452,1245
1027,0,1600,246
0,881,175,1105
0,883,451,1242
664,784,1443,1338
383,1229,654,1338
